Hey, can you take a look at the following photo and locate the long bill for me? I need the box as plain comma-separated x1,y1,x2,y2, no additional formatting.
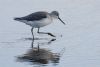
58,17,66,25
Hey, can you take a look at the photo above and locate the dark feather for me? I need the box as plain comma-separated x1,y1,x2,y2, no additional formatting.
14,18,22,21
15,12,48,21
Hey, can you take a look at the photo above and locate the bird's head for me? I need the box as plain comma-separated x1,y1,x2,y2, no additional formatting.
51,11,66,25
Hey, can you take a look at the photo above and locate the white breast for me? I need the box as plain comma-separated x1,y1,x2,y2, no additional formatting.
24,15,53,28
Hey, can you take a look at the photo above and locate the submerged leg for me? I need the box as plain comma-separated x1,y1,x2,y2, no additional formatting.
31,39,34,48
37,28,55,37
37,43,39,52
31,27,34,48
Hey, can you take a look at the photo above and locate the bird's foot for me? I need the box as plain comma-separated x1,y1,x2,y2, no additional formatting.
47,33,56,37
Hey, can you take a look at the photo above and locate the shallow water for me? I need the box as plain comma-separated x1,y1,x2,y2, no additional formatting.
0,0,100,67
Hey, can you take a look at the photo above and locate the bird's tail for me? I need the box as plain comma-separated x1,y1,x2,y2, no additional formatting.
14,17,22,21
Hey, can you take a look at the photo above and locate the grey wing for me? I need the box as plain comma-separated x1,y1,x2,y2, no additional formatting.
20,12,47,21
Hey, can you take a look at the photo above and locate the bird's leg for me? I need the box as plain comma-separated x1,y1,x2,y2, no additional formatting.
31,39,34,48
37,43,40,52
31,27,34,48
31,27,34,39
37,28,56,37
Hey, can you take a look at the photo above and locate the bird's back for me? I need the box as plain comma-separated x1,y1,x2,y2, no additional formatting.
14,11,48,21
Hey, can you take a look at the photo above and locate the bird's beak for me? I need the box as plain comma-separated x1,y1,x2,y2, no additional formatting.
58,17,66,25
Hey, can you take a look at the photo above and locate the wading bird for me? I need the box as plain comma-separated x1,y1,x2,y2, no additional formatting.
14,11,65,40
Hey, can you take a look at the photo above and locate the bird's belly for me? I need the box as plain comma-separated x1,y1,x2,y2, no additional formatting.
25,18,52,28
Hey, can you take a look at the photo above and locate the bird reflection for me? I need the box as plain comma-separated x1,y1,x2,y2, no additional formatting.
20,37,56,48
31,38,56,48
16,38,60,64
